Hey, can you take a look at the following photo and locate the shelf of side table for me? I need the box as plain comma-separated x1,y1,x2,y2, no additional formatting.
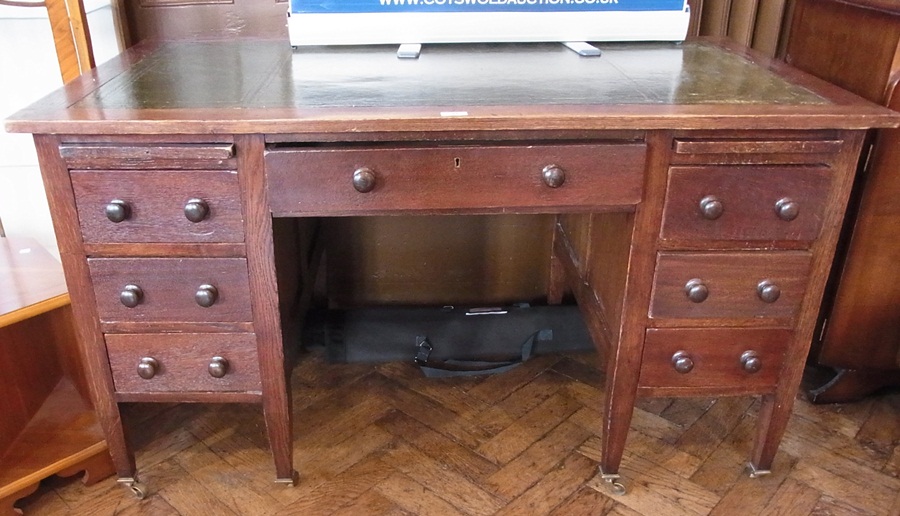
0,237,114,515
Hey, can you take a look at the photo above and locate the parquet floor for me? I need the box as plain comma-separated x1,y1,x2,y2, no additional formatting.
17,348,900,515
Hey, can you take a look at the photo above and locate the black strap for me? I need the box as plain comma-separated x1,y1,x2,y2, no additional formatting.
414,330,552,378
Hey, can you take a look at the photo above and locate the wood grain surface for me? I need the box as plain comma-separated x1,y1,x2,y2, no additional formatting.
0,237,68,322
71,169,244,244
105,333,261,394
6,40,899,135
266,142,646,216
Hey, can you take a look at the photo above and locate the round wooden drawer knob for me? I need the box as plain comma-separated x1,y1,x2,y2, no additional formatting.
741,350,762,373
184,198,210,223
120,284,144,308
208,356,229,378
137,357,159,380
105,199,131,223
774,198,799,221
195,284,219,308
541,164,566,188
352,167,376,193
684,278,709,303
757,280,781,303
699,195,724,220
672,351,694,374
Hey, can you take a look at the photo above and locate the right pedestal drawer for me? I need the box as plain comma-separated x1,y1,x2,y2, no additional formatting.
660,166,832,243
649,251,812,321
639,328,791,393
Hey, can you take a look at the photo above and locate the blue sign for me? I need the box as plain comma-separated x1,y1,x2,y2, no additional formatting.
291,0,686,14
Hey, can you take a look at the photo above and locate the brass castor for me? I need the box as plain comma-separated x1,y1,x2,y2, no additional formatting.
274,470,300,487
599,467,627,495
606,480,627,496
747,463,772,479
117,477,148,499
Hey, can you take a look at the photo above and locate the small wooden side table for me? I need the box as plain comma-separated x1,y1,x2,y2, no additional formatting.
0,236,114,515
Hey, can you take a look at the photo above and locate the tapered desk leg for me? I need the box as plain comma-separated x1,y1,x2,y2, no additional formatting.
238,134,298,485
749,393,780,476
264,387,298,485
598,364,639,495
597,313,646,497
34,135,140,493
596,131,671,495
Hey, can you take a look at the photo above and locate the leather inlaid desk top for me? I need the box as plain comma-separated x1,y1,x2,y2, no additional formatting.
7,39,896,135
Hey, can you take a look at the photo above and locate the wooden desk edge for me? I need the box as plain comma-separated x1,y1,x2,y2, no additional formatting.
0,293,71,328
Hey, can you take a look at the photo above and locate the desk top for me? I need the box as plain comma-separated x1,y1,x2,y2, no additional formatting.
6,38,898,134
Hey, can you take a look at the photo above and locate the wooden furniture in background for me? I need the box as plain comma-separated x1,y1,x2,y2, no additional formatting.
47,0,93,83
783,0,900,403
0,0,94,83
112,0,288,48
5,38,895,496
0,3,111,512
112,0,788,58
694,0,794,57
0,236,114,515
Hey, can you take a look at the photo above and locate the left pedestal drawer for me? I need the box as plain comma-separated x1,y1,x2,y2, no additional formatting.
71,169,244,243
88,258,253,323
106,333,261,394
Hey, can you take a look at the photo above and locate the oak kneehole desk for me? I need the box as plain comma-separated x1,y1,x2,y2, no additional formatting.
6,38,898,496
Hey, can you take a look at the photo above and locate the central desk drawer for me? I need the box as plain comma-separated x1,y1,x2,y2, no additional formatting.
265,143,646,215
88,258,252,323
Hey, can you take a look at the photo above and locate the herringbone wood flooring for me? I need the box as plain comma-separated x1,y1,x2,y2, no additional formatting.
17,349,900,515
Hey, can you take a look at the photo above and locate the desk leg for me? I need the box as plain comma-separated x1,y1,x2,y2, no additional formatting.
597,328,643,495
748,394,781,476
34,135,138,488
552,213,652,496
596,132,671,494
237,134,298,486
750,367,804,475
263,386,298,486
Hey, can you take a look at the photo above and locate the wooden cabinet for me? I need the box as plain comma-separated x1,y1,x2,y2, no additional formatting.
784,0,900,402
0,237,114,514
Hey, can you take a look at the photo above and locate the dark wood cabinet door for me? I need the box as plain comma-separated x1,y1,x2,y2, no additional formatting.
785,0,900,402
120,0,289,45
